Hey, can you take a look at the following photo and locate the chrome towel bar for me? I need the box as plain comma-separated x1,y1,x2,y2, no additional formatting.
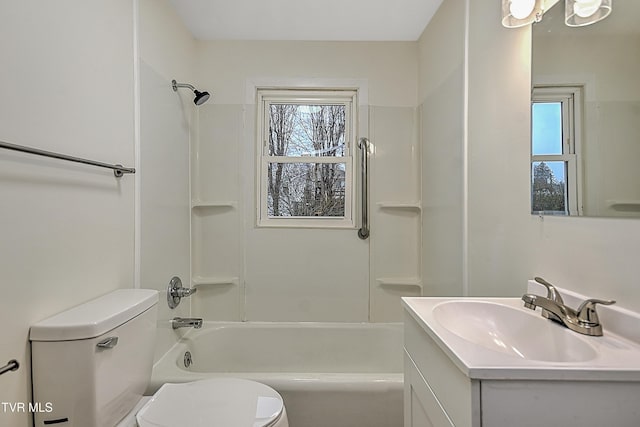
358,137,370,240
0,359,19,376
0,140,135,177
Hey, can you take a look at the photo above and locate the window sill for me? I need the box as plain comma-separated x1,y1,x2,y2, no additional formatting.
257,218,356,229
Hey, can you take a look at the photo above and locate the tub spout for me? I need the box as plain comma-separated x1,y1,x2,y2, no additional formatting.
171,317,203,329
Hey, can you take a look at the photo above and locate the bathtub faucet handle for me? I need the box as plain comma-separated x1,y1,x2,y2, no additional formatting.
167,276,197,309
174,287,196,298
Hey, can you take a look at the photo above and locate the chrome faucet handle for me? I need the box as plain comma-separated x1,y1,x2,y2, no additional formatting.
533,277,565,322
577,298,616,326
534,277,564,304
167,276,197,309
174,286,196,298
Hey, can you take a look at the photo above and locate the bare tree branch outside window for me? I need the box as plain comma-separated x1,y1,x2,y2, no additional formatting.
267,104,347,217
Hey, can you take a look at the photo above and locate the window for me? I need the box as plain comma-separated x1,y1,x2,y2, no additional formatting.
257,89,358,227
531,86,583,216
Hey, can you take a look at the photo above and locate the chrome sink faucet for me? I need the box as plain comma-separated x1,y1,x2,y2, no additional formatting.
530,277,565,323
522,277,615,336
171,317,203,329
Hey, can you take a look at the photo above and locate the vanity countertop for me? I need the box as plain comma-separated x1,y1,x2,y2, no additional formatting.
403,284,640,381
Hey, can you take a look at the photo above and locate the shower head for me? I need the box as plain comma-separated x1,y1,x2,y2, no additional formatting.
193,90,210,106
172,79,211,106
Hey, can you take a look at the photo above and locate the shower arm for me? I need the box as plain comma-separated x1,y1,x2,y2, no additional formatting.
172,80,195,92
171,79,210,106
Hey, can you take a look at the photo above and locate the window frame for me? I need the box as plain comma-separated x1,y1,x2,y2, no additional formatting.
531,85,583,216
256,88,358,228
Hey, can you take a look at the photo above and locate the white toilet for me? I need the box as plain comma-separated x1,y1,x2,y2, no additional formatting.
30,289,288,427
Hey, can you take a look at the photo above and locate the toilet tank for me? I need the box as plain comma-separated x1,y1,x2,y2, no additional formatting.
30,289,158,427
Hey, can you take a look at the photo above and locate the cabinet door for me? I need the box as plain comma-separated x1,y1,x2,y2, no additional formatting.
482,380,640,427
404,313,480,427
405,351,455,427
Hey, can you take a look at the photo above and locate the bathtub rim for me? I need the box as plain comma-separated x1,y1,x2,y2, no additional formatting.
148,321,404,395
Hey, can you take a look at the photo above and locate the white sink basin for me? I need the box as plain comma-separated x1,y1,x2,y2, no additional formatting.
403,291,640,381
433,300,597,362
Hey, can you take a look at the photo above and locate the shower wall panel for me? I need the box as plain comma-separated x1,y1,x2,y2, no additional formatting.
192,41,420,322
138,0,196,361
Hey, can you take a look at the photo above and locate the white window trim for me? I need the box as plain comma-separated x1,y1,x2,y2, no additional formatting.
256,88,359,228
531,85,583,216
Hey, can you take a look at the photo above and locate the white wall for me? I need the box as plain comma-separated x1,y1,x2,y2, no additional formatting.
196,41,419,107
465,1,534,297
191,41,421,322
419,0,640,313
0,1,135,426
138,0,196,362
417,0,466,297
462,1,640,313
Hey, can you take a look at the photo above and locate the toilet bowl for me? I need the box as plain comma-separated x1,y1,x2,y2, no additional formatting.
135,378,287,427
30,289,288,427
115,379,287,427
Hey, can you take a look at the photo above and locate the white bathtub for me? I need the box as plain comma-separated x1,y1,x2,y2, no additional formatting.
149,322,404,427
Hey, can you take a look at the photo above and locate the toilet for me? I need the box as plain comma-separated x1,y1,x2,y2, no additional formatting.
30,289,288,427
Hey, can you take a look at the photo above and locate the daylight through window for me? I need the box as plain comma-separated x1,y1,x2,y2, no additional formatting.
257,89,357,227
531,86,582,216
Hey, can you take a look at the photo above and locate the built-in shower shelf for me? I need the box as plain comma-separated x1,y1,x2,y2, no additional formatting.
192,276,239,287
377,277,423,290
607,200,640,211
191,200,237,209
376,202,421,210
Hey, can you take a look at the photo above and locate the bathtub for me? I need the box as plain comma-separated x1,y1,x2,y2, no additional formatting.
149,322,404,427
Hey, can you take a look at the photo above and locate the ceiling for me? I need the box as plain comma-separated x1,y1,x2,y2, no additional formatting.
167,0,444,41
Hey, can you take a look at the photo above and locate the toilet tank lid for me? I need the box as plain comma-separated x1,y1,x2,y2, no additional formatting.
30,289,158,341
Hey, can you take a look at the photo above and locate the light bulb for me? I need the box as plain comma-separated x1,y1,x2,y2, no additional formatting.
510,0,536,19
573,0,603,18
565,0,611,27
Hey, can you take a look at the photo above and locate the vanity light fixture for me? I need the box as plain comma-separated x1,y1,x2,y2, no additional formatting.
565,0,612,27
502,0,612,28
502,0,544,28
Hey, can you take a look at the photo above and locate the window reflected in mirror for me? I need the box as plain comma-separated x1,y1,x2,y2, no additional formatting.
531,87,581,216
531,1,640,217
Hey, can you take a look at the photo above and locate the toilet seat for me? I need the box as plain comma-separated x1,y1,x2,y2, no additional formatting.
136,378,285,427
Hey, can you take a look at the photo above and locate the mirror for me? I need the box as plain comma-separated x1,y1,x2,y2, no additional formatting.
531,1,640,217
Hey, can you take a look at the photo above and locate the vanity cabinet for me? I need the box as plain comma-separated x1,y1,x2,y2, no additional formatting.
404,312,480,427
404,310,640,427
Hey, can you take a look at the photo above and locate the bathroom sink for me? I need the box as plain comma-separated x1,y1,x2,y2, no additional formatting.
403,291,640,426
432,300,597,363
